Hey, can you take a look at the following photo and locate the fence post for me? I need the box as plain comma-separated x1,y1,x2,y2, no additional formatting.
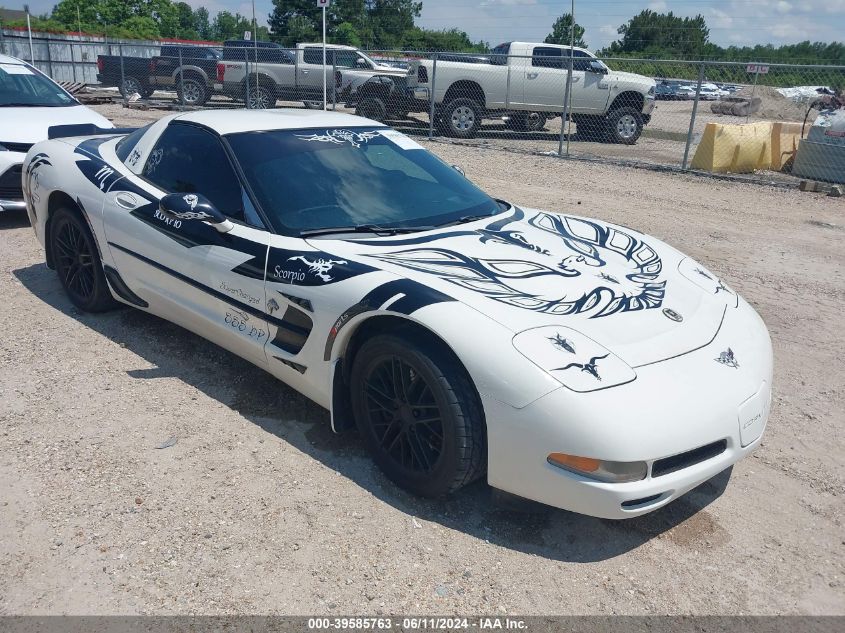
682,62,706,170
331,59,337,110
428,53,438,140
118,42,126,98
178,45,185,109
244,47,250,109
45,36,54,80
559,53,574,156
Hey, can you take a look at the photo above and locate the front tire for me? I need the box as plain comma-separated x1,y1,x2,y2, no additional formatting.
441,98,482,138
605,106,643,144
350,333,486,497
355,96,387,122
50,207,117,312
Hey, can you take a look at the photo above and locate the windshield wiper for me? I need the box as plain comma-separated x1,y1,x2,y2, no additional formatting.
300,224,436,238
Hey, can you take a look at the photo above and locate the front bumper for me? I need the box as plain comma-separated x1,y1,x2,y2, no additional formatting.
0,154,25,212
485,297,773,519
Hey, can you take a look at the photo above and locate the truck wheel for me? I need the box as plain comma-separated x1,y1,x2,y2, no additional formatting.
177,77,208,106
247,85,275,109
356,96,387,122
119,76,144,98
141,86,155,99
605,107,643,144
442,98,482,139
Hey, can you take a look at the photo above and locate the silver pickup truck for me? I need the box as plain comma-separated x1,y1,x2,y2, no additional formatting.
406,41,656,143
220,42,405,108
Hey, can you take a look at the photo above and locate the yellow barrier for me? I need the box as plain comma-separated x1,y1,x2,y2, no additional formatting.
771,122,803,171
691,121,773,173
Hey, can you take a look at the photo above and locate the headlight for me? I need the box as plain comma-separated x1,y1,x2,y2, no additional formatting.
547,453,647,483
512,326,635,392
677,257,738,307
648,86,655,96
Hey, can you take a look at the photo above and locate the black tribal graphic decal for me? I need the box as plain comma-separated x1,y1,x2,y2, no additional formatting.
372,209,666,318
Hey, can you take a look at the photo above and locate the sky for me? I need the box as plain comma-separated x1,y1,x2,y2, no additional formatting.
17,0,845,50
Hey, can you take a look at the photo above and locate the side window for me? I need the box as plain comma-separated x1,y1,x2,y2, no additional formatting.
142,124,245,221
116,124,151,164
269,49,293,64
571,50,593,72
334,51,359,68
303,47,336,65
532,47,562,69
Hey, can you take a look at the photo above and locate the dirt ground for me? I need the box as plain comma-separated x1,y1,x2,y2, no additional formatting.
0,104,843,616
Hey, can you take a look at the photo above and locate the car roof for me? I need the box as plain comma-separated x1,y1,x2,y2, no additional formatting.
0,53,25,65
172,108,381,135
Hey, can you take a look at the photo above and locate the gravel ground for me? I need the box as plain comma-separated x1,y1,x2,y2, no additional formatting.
0,105,843,615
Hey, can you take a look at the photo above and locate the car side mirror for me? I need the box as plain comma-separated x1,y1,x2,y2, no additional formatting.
159,193,233,233
589,60,607,74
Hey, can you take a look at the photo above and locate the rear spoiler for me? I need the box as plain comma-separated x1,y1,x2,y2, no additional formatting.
48,124,138,140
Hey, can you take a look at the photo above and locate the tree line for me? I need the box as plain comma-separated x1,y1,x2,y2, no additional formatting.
0,1,842,66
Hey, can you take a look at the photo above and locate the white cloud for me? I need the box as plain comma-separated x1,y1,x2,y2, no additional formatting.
648,1,668,11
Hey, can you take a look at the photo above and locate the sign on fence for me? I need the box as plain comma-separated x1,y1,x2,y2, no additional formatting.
316,0,331,6
746,63,769,74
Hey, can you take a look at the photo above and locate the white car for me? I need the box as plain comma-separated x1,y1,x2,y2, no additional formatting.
699,83,728,100
0,53,112,213
22,110,773,519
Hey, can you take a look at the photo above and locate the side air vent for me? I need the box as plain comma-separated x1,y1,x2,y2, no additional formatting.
651,439,727,478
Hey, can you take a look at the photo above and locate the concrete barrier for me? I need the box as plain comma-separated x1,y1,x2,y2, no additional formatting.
691,121,773,173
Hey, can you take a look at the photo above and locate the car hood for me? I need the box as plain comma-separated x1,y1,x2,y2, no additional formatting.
312,207,737,368
609,70,655,88
371,64,408,76
0,105,112,144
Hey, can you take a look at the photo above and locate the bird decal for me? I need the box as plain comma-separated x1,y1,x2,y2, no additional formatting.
548,332,576,354
715,348,739,368
554,354,610,381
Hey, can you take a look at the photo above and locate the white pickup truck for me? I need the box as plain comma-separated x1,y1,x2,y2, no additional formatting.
405,41,656,143
219,42,405,108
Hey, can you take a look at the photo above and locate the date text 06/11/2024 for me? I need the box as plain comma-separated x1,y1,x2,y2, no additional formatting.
306,617,528,630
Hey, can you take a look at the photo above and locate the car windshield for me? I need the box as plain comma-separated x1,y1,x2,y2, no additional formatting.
0,62,76,107
226,127,499,235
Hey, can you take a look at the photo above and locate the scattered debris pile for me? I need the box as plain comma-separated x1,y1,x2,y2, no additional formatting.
735,85,818,123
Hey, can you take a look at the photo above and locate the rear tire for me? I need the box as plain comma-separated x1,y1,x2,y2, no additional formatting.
350,333,486,497
50,206,117,313
246,85,275,109
119,76,145,98
177,76,208,106
441,98,482,139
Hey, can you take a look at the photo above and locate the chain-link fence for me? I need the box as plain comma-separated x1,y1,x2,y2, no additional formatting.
3,30,844,186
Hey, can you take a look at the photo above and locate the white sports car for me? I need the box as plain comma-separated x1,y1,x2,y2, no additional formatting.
23,109,772,519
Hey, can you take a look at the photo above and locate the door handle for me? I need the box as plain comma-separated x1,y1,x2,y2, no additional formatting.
301,69,309,74
571,76,580,82
115,193,138,210
526,72,538,79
